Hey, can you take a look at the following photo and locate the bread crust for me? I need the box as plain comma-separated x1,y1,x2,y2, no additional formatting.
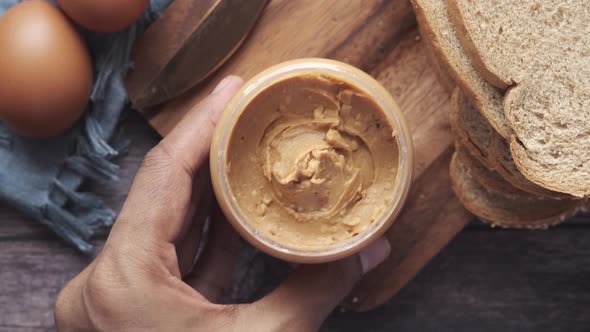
450,151,580,229
505,82,590,198
446,0,511,89
455,143,532,199
421,28,455,94
510,137,590,198
449,89,494,169
451,89,567,199
415,0,589,197
411,0,512,139
445,1,590,197
489,133,571,199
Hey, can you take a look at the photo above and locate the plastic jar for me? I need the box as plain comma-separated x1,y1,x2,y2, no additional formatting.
210,58,413,263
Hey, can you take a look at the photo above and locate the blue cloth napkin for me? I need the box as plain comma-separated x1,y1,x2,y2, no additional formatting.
0,0,171,253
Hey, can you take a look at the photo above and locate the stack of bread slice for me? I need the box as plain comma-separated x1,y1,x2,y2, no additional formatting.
412,0,589,228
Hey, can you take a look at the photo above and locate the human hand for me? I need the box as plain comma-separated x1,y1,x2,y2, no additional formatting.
54,76,391,332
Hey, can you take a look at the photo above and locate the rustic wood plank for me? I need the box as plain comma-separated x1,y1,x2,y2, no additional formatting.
0,328,53,332
125,0,590,311
368,30,453,179
325,228,590,332
2,4,590,317
345,146,471,310
325,0,416,72
138,0,473,306
0,112,588,330
144,0,398,134
334,26,476,310
0,239,104,331
0,111,585,239
1,228,589,331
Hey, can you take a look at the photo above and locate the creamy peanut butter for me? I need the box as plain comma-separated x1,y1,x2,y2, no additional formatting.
226,75,399,249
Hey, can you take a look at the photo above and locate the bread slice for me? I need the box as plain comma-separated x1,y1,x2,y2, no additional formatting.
451,88,569,199
422,33,455,94
411,0,512,139
455,143,531,199
449,88,495,169
505,65,590,197
447,0,590,89
415,1,582,198
448,0,590,197
489,133,571,199
450,150,580,229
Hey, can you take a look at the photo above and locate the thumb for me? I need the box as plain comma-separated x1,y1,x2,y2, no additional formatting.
157,75,244,176
111,75,243,248
247,237,390,331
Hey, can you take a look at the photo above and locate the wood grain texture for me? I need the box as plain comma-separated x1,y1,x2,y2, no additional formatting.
127,0,590,310
325,228,590,332
0,113,589,331
143,0,399,134
2,2,590,330
345,147,471,310
135,0,471,310
0,240,103,331
339,29,473,309
1,226,589,331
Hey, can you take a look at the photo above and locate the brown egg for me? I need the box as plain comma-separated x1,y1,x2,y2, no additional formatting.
57,0,149,33
0,0,92,138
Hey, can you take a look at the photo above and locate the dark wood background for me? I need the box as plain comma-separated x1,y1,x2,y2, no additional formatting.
1,112,588,332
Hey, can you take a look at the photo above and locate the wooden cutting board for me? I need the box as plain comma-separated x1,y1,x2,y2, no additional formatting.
136,0,472,311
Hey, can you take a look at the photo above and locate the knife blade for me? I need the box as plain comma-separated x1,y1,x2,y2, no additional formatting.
126,0,269,110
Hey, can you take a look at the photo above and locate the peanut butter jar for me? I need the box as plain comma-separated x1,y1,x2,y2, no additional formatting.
211,59,413,263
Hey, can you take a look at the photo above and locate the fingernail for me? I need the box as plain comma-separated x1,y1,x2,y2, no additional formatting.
359,237,390,274
212,76,234,95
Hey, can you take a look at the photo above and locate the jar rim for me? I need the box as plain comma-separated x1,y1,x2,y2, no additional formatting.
210,58,414,263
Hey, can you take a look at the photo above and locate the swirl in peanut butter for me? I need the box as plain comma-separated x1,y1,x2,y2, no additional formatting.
227,75,398,249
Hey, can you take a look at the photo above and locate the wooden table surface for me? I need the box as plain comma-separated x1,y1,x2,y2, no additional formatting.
1,112,589,332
